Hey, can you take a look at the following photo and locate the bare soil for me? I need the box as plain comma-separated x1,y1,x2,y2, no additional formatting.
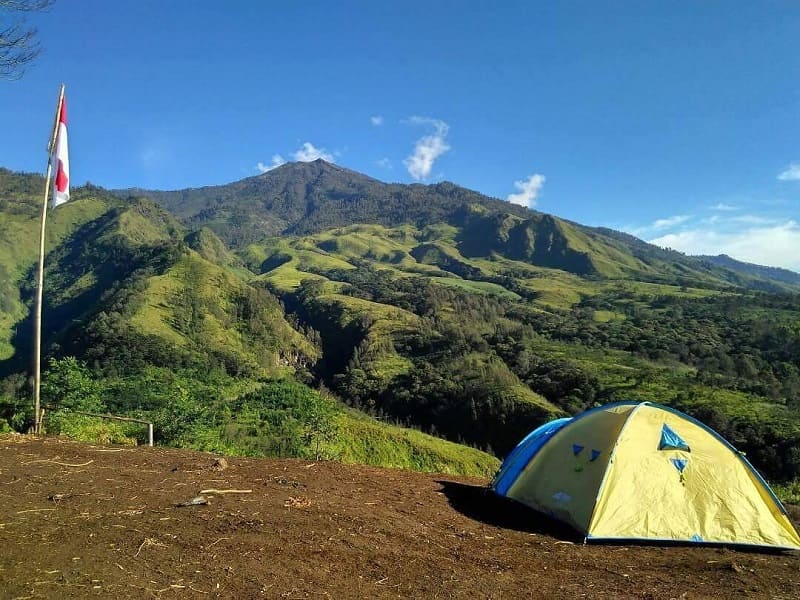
1,435,798,599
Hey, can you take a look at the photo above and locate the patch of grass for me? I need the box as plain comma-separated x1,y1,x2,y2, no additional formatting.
429,277,520,299
45,413,139,446
331,409,500,477
592,309,624,323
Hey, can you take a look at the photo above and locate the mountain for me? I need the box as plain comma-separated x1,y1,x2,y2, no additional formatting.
119,160,799,292
120,160,530,245
697,254,800,286
2,164,800,486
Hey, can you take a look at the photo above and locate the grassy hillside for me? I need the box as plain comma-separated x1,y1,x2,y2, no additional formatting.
0,170,117,360
123,160,800,292
3,166,800,485
332,409,499,476
237,220,800,477
0,170,504,478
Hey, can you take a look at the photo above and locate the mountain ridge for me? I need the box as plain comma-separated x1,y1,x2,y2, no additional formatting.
114,160,799,289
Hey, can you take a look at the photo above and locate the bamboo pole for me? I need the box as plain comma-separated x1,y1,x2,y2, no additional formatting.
33,83,65,435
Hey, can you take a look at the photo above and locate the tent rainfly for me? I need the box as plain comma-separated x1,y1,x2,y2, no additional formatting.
492,401,800,550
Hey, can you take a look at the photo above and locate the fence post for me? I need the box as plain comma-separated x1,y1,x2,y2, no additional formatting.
148,423,154,447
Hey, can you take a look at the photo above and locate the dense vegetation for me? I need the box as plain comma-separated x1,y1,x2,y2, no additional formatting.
2,163,800,488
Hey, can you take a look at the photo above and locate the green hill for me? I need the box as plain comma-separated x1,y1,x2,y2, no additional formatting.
1,165,800,485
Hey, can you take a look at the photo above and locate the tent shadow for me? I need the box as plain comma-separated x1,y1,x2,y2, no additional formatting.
436,480,583,542
437,480,795,555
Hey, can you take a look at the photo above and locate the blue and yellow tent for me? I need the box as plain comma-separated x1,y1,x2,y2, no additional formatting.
492,401,800,550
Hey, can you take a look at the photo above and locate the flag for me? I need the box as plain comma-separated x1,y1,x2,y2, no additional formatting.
51,93,69,208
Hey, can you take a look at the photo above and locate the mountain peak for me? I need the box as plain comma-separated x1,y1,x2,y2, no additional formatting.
259,159,354,180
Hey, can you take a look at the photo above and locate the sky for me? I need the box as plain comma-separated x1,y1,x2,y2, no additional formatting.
1,1,799,270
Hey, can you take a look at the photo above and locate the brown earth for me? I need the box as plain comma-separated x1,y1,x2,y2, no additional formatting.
0,435,798,599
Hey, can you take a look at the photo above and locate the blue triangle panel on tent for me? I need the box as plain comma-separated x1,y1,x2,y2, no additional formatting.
590,449,601,462
671,458,688,473
659,424,691,452
572,444,584,456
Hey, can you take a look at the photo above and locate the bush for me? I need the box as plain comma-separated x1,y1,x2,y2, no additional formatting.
41,357,104,413
45,413,137,445
222,380,340,459
773,480,800,505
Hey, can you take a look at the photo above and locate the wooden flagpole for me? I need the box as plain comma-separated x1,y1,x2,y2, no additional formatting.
33,83,65,435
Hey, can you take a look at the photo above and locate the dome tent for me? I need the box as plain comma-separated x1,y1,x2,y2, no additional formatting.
492,401,800,550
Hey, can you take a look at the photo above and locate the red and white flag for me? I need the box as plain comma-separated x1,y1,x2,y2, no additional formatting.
51,93,69,208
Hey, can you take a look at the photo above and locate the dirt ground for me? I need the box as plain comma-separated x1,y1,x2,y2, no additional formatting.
0,435,798,599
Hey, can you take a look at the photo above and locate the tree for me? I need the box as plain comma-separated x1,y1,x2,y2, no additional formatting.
1,0,53,80
41,356,104,413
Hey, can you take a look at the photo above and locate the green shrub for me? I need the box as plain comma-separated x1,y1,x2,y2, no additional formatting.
45,413,137,445
773,480,800,505
219,379,339,459
41,357,104,413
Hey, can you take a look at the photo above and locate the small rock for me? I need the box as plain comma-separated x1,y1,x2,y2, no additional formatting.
212,457,228,471
176,496,209,507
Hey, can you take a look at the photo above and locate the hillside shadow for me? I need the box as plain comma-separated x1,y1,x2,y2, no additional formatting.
436,480,582,542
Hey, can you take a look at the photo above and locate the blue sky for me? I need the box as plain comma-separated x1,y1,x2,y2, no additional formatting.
2,1,799,269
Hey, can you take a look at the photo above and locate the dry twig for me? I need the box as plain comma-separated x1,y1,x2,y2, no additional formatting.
134,537,166,557
23,459,94,467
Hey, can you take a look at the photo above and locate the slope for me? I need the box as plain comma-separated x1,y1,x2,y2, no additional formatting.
1,170,502,480
0,171,117,360
121,160,799,291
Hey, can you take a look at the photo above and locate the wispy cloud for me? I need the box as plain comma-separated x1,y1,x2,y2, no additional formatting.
710,202,738,211
376,157,392,169
730,214,780,225
777,163,800,181
507,174,546,208
370,115,384,126
293,142,335,162
649,220,800,271
256,154,287,173
403,116,450,181
652,214,692,230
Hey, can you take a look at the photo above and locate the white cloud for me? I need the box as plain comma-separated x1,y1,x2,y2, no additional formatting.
507,174,546,208
730,215,780,225
652,215,692,230
649,220,800,271
777,163,800,181
376,157,392,169
255,142,335,172
256,154,287,173
403,116,450,181
292,142,335,163
710,202,738,211
370,115,384,126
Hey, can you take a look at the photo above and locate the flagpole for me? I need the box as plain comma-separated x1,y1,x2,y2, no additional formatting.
33,83,65,435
